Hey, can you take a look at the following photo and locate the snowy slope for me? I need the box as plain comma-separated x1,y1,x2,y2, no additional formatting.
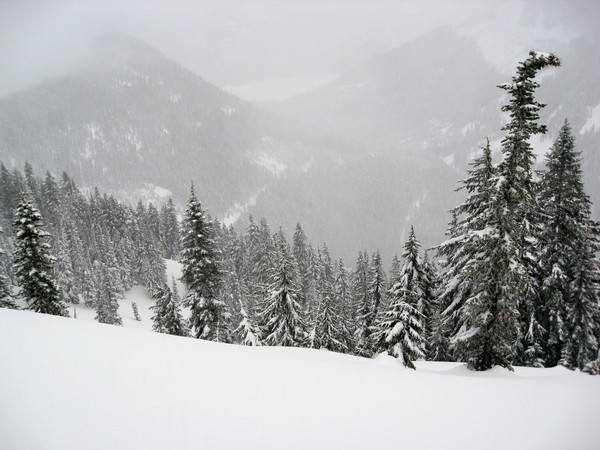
1,307,599,450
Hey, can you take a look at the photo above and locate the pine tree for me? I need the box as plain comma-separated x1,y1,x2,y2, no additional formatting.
94,262,122,325
377,282,425,369
259,231,306,347
234,298,261,346
150,280,188,337
363,250,387,353
180,184,228,341
132,302,141,321
537,120,599,368
396,227,433,345
13,191,68,316
292,223,311,306
353,250,372,356
160,198,180,259
561,224,599,370
375,229,427,367
54,230,79,304
334,258,354,351
312,282,347,353
437,141,495,361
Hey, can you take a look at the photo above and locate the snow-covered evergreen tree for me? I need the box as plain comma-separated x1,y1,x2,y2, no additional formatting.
312,282,347,353
395,227,433,346
94,262,122,325
437,141,495,361
13,191,68,316
561,225,599,370
377,281,425,369
375,229,427,367
0,226,17,309
180,184,228,341
160,198,180,259
132,301,141,321
334,258,354,351
234,298,261,346
292,222,311,306
150,280,188,337
537,120,599,368
353,250,372,356
259,230,306,347
497,51,560,365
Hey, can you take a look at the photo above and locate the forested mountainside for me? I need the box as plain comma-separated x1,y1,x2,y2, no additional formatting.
0,32,458,261
272,26,600,217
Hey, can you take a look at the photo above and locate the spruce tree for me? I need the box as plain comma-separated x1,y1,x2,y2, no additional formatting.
377,273,425,368
94,262,122,325
395,227,433,346
437,141,495,361
150,280,188,337
13,191,68,316
363,250,387,353
292,223,311,306
160,198,180,259
537,120,599,368
561,224,599,370
234,298,261,346
334,258,354,351
312,283,347,353
375,229,427,367
353,250,372,356
180,184,228,341
132,302,141,321
259,231,306,347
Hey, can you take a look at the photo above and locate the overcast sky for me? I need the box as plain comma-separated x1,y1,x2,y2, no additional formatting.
0,0,597,98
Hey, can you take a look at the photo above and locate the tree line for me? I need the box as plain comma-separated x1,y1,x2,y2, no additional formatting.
1,50,598,373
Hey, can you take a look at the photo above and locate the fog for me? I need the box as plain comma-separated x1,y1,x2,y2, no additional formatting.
4,0,594,98
1,0,599,262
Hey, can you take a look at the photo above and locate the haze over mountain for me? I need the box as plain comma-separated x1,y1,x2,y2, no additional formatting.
1,1,600,263
0,32,460,262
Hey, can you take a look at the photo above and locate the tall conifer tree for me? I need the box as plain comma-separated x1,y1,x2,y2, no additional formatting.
180,184,228,341
13,191,68,316
259,231,305,347
537,120,599,368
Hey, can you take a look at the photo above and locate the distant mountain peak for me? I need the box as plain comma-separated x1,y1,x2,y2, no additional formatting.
90,31,164,68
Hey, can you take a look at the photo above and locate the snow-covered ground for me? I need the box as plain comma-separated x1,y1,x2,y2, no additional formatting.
1,306,599,450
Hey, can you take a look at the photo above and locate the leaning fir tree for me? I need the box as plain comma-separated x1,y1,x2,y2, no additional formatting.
442,51,560,371
497,51,560,367
180,184,229,341
13,191,68,316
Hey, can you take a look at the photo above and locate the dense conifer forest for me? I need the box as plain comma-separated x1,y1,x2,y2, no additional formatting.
1,51,598,374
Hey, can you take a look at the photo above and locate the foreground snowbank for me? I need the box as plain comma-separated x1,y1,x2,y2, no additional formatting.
1,308,599,450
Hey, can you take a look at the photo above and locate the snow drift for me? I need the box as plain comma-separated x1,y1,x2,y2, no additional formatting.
1,308,599,450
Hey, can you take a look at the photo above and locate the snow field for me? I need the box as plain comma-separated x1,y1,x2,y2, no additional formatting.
1,307,599,450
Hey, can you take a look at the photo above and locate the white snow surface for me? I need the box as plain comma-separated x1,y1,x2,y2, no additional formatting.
1,306,599,450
